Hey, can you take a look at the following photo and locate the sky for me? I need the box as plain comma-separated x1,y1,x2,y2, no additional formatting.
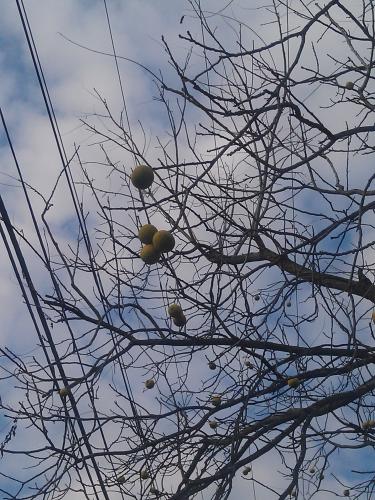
0,1,374,499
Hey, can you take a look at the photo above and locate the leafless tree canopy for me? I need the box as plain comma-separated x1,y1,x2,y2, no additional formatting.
2,1,375,499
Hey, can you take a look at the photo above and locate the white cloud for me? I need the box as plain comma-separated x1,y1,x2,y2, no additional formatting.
0,1,374,499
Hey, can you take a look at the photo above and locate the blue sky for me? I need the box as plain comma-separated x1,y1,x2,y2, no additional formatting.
0,1,374,499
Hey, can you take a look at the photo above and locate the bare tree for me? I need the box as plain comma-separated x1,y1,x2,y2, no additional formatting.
2,1,375,499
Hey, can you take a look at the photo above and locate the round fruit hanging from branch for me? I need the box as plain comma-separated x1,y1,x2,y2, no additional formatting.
131,165,154,189
152,230,175,253
139,245,161,265
138,224,158,244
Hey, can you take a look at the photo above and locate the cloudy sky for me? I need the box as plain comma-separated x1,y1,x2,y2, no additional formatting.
0,1,372,499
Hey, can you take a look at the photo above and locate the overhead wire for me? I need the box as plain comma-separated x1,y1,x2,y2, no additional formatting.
102,0,156,484
17,0,168,495
5,0,133,497
0,143,103,499
17,0,138,494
